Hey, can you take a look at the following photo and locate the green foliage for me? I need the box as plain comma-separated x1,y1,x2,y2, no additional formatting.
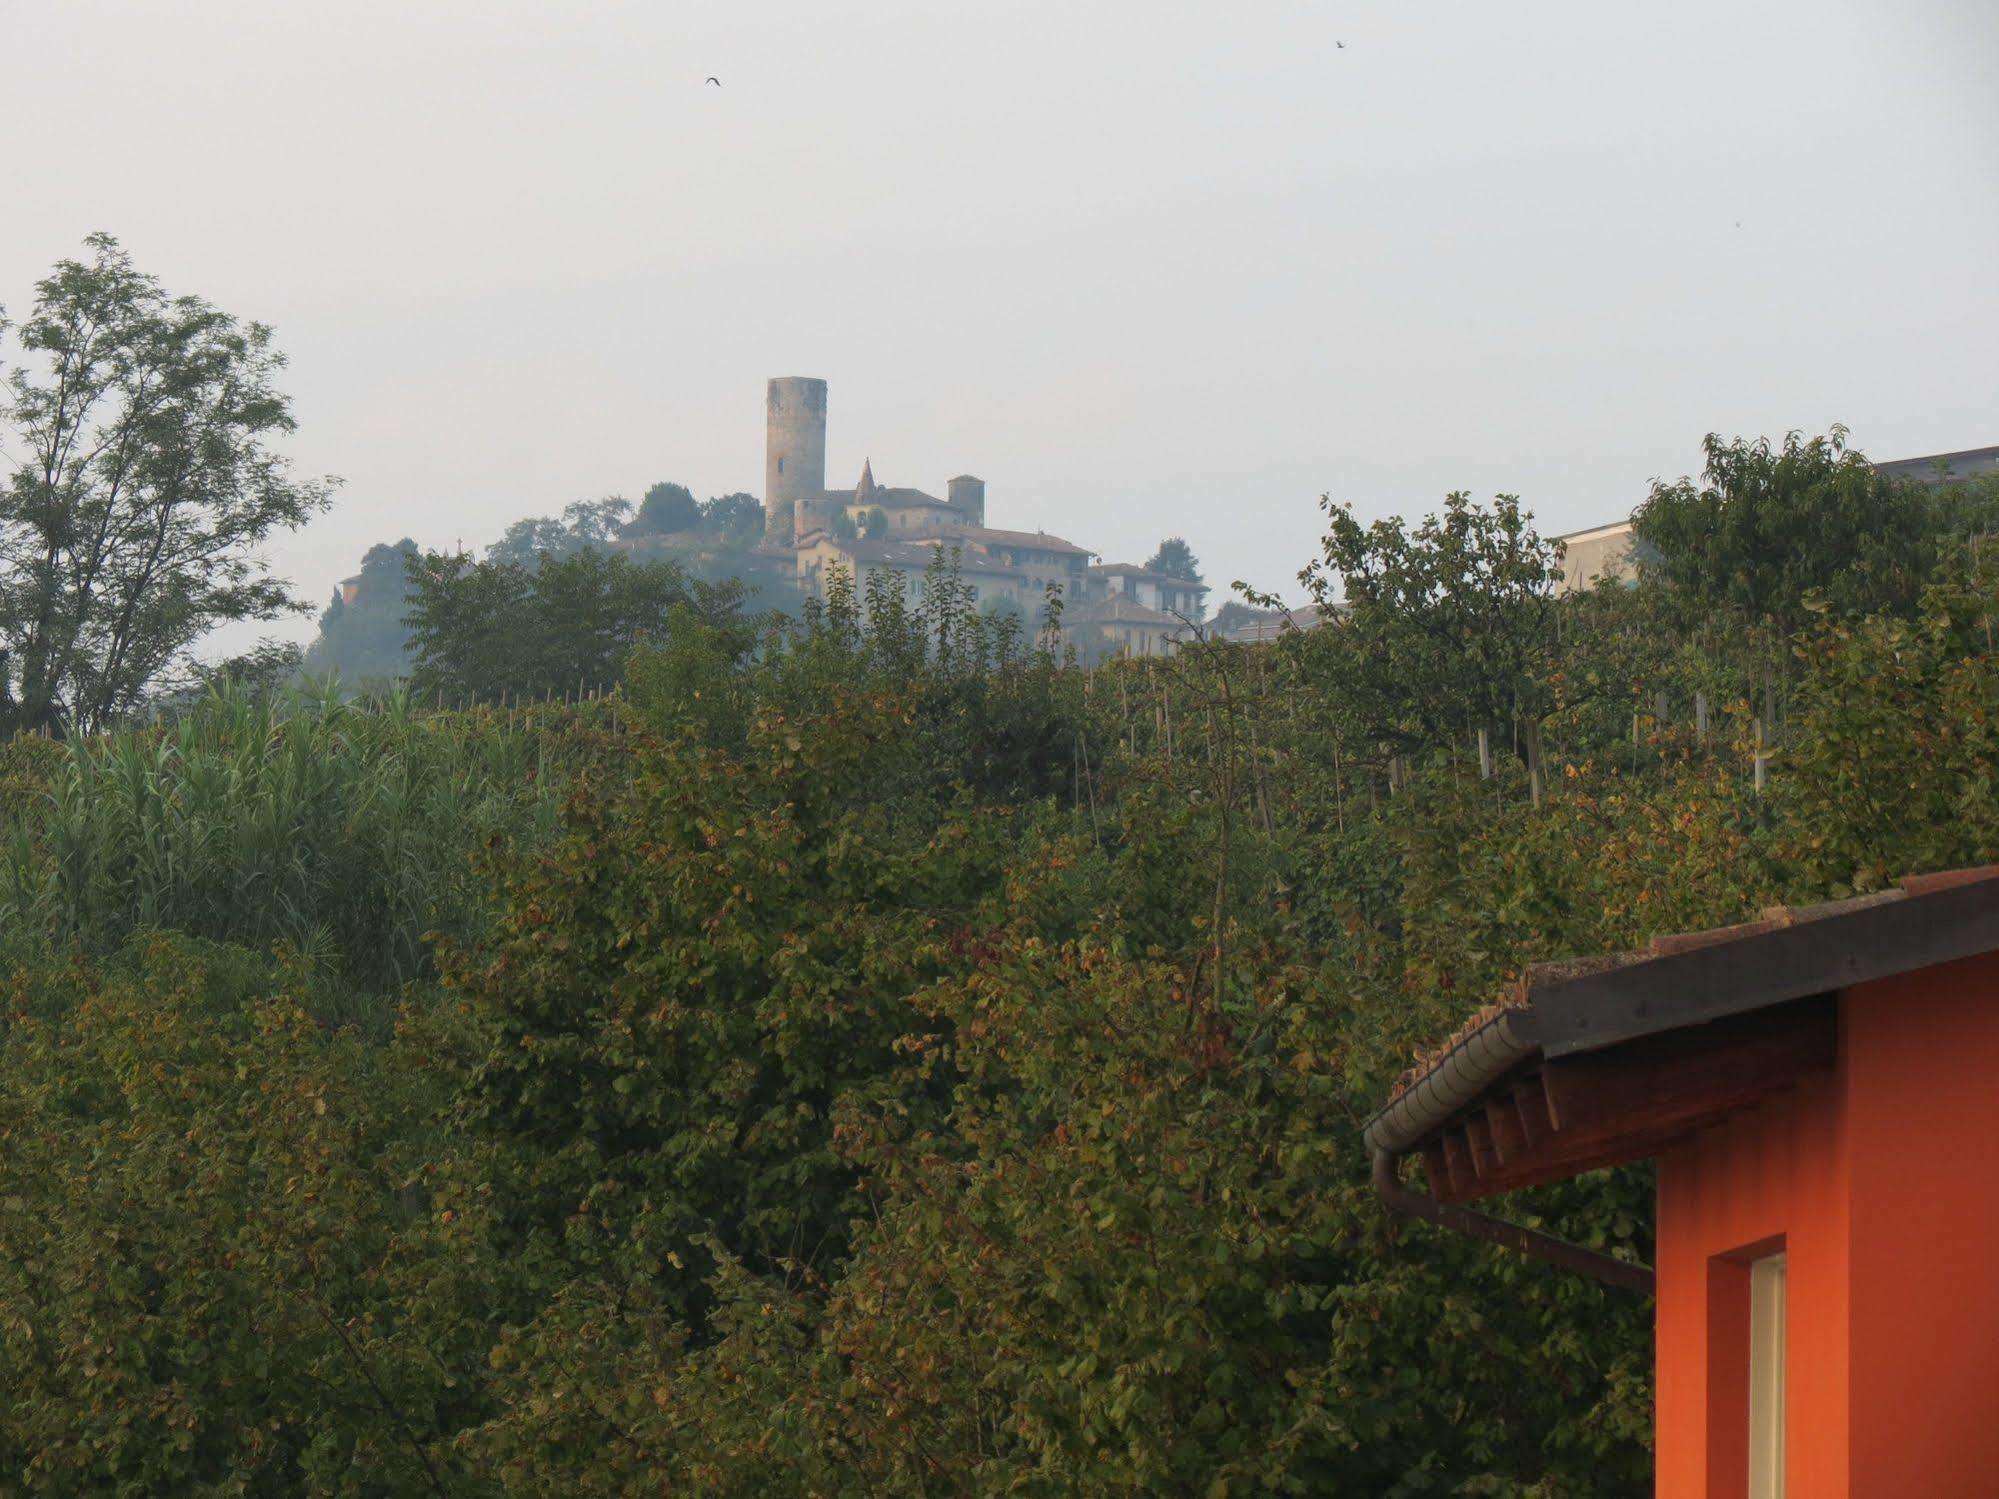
0,234,334,734
486,496,633,569
1145,535,1204,584
404,546,742,703
7,437,1999,1492
0,936,494,1495
1632,427,1938,633
623,485,764,543
0,683,563,992
1773,563,1999,895
1291,491,1564,757
626,480,702,535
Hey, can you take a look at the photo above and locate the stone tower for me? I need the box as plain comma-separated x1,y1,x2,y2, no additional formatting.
948,475,986,527
764,376,828,541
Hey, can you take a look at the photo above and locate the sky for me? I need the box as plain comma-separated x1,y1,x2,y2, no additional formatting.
3,0,1997,650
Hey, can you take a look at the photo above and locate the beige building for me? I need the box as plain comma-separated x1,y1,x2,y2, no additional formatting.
1553,519,1642,595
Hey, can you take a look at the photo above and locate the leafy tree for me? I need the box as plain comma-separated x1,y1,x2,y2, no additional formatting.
0,936,500,1494
1146,534,1203,584
859,505,887,540
0,234,333,733
404,545,738,702
1632,427,1936,633
486,514,572,568
1293,491,1564,761
830,506,859,540
487,496,633,567
702,490,763,537
626,480,701,536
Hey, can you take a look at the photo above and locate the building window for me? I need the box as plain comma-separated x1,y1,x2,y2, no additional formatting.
1749,1252,1787,1499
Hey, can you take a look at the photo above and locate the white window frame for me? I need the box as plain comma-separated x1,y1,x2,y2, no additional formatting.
1748,1251,1787,1499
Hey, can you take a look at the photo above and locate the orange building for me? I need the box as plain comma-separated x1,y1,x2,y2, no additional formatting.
1362,868,1999,1496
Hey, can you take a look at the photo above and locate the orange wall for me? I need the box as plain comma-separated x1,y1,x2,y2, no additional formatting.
1654,950,1999,1497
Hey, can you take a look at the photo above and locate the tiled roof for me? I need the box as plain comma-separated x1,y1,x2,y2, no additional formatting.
809,536,1024,577
1385,867,1999,1107
1362,864,1999,1205
1090,563,1208,589
963,527,1093,556
824,487,949,508
1067,594,1187,627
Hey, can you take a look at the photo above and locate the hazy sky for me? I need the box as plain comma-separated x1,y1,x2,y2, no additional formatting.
4,0,1996,647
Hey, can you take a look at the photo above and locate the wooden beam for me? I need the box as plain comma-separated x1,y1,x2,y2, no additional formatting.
1485,1095,1527,1165
1542,999,1836,1135
1464,1114,1498,1179
1514,1078,1553,1148
1440,1129,1474,1194
1429,1000,1836,1203
1420,1143,1455,1199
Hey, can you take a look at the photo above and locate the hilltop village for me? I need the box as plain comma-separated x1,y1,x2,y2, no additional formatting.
752,376,1207,657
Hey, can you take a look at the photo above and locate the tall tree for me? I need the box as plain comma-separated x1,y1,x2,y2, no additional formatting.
1295,491,1563,758
0,235,333,732
1146,536,1204,584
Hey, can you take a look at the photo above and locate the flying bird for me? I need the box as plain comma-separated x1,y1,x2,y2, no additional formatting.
1336,40,1346,48
706,76,721,86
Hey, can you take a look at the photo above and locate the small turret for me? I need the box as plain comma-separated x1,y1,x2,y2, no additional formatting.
856,458,878,499
948,474,986,527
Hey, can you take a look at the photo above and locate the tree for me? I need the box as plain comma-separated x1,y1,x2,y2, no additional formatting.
561,495,632,546
859,506,887,540
404,545,739,702
701,491,763,537
627,481,701,537
0,234,333,733
1632,427,1936,634
1146,535,1203,584
1294,491,1563,760
486,496,633,568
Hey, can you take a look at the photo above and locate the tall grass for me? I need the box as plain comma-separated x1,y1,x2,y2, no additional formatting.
0,682,568,992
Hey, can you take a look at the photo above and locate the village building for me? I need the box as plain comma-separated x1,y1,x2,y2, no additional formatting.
761,377,1205,656
1362,866,1999,1496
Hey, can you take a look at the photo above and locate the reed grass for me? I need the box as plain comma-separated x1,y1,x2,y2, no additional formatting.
0,682,567,992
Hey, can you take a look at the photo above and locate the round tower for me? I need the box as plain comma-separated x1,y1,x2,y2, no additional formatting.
765,377,828,541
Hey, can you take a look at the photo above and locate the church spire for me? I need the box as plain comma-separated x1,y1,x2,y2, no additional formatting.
855,458,878,498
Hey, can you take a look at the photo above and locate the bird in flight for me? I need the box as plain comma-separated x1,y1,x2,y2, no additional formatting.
706,76,722,86
1336,40,1346,48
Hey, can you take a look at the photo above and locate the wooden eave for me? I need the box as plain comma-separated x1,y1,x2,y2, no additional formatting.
1363,868,1999,1205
